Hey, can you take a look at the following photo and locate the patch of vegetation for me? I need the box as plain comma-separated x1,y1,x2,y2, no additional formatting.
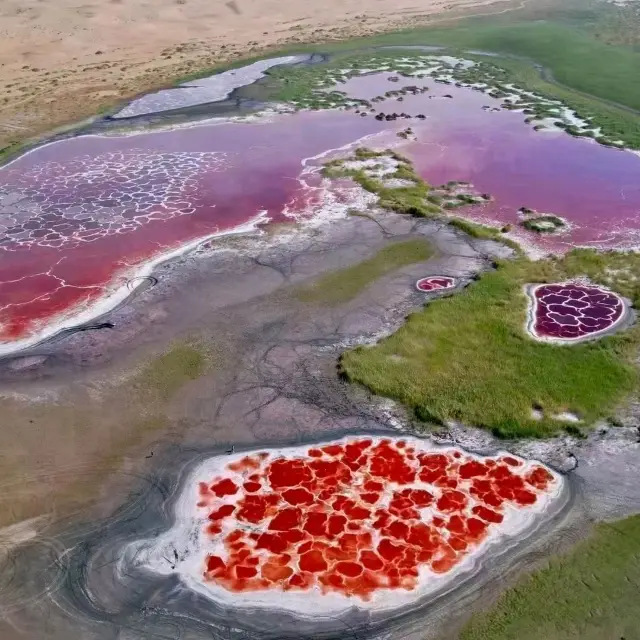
135,342,206,399
340,250,640,438
323,150,517,256
322,147,441,217
295,238,434,306
459,514,640,640
448,218,521,253
414,21,640,111
0,140,27,167
522,215,565,233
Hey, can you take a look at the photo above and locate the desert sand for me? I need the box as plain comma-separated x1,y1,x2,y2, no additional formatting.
0,0,515,150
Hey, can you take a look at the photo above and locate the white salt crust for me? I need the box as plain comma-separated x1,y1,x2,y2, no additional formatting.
124,435,564,617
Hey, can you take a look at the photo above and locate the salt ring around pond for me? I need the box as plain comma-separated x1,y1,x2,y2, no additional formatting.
127,435,565,617
416,276,455,292
525,282,630,343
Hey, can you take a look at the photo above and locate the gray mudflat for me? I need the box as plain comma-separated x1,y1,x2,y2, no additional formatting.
0,211,638,640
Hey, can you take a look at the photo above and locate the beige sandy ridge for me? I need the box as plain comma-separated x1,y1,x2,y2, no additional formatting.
0,0,519,151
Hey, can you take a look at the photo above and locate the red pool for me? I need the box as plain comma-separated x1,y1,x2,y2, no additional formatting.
196,437,557,600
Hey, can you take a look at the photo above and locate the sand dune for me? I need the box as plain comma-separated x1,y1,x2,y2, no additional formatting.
0,0,514,149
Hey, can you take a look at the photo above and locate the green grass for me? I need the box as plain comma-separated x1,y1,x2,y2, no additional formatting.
340,250,640,437
295,238,434,306
448,218,522,254
459,515,640,640
522,215,565,233
0,140,27,167
135,342,206,399
412,21,640,111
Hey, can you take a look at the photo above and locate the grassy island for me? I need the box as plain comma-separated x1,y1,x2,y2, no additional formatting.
340,250,640,438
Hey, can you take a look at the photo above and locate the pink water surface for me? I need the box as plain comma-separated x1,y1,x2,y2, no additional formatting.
343,73,640,253
0,112,381,347
1,70,640,349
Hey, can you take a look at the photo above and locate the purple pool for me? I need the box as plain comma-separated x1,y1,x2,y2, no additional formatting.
526,283,625,341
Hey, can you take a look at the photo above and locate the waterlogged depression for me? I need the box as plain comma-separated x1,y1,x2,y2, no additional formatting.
127,436,564,616
2,64,640,352
0,112,382,352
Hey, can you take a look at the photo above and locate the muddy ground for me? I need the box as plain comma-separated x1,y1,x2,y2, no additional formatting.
0,210,638,639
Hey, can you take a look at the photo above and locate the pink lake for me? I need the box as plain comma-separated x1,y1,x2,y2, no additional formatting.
338,72,640,254
1,70,640,351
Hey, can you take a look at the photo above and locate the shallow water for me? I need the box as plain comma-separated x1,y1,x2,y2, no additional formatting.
339,73,640,254
1,69,640,351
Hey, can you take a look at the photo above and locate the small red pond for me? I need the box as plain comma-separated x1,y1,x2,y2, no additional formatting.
416,276,455,292
196,438,556,600
528,282,625,341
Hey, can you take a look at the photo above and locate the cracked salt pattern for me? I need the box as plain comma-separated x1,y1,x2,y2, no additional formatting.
130,436,563,615
113,56,307,119
0,150,226,251
528,283,625,341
